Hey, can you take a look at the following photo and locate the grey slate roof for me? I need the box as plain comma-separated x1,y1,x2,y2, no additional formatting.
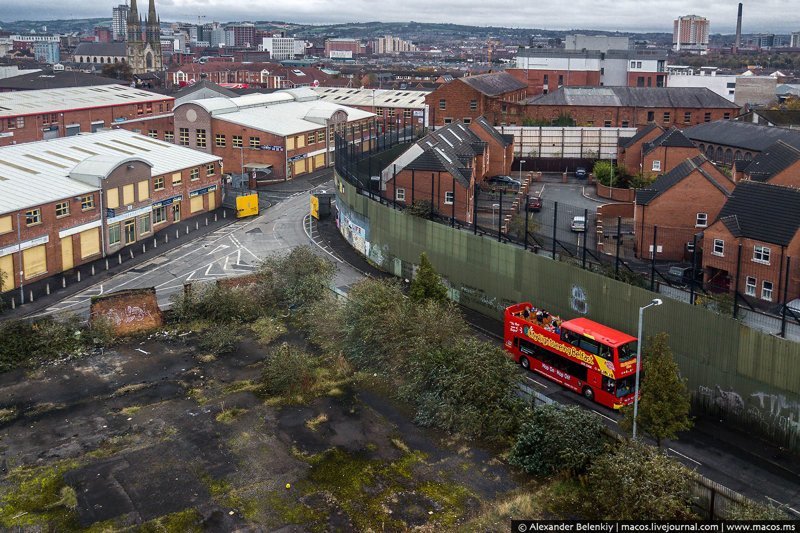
73,42,127,58
172,79,238,101
475,116,513,147
683,120,800,152
643,127,696,155
744,141,800,182
0,70,123,91
527,87,740,109
636,155,730,205
405,121,486,186
619,123,662,148
459,72,527,97
716,181,800,246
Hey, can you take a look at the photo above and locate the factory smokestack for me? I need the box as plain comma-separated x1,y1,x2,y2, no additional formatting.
735,3,743,51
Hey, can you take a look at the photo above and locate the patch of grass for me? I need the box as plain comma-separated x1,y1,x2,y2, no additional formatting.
305,413,328,431
186,387,209,405
86,434,135,459
417,481,473,527
26,402,64,417
0,406,18,423
120,405,141,416
0,460,80,530
222,380,260,395
264,491,321,527
199,473,257,519
197,353,217,363
459,488,542,530
251,316,287,346
216,407,247,424
391,437,411,454
111,382,150,397
138,508,204,533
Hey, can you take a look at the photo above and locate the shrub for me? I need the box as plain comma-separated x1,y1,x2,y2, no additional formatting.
258,246,335,318
409,252,448,304
198,322,242,355
593,160,631,188
725,500,788,520
250,316,287,346
0,315,88,372
509,404,607,477
258,343,315,397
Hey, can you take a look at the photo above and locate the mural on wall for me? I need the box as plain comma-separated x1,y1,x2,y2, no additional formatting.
337,200,370,258
570,285,589,315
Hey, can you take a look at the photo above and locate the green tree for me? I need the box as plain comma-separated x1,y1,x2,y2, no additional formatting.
409,252,448,304
101,61,133,81
506,212,539,243
592,160,630,188
620,333,693,447
509,404,606,477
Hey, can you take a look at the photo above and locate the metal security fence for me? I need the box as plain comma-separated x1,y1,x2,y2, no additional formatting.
335,134,800,340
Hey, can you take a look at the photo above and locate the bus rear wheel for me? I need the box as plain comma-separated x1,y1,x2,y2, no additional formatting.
582,387,594,401
520,356,531,370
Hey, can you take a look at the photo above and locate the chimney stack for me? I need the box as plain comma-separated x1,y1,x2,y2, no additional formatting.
735,3,743,51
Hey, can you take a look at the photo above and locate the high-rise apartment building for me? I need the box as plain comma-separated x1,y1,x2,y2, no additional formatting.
673,15,710,52
112,3,130,41
374,35,417,54
224,24,256,48
792,32,800,48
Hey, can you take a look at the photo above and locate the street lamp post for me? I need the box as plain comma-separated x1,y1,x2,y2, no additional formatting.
492,203,499,227
632,298,663,440
519,159,526,183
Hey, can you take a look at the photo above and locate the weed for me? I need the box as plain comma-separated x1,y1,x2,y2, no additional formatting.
305,413,328,431
251,316,287,346
216,407,247,424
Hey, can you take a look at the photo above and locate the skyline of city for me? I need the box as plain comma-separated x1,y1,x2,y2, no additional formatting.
0,0,799,34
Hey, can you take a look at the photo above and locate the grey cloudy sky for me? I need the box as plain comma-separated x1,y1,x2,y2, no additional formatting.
2,0,799,33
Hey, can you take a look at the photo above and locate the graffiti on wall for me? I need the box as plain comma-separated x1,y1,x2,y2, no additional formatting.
102,305,153,327
570,285,589,315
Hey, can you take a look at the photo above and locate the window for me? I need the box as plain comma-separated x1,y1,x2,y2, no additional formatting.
647,111,655,122
164,131,174,143
713,239,724,256
55,201,70,218
80,195,95,211
108,223,121,246
443,118,453,124
404,109,411,119
444,191,454,205
695,213,708,227
684,112,692,124
153,205,167,224
139,214,151,235
724,112,731,120
753,245,771,264
179,127,189,146
317,131,326,143
439,99,446,110
232,135,243,148
543,74,549,84
630,61,636,68
137,104,144,116
637,76,645,87
652,160,661,171
196,129,207,148
307,132,315,145
469,99,477,110
376,108,384,117
745,276,757,297
206,163,216,176
604,120,612,128
762,280,773,301
637,61,642,68
704,112,711,123
396,187,406,201
154,176,165,191
621,121,629,128
146,103,153,114
190,168,200,181
663,112,671,123
172,172,182,187
122,184,134,205
25,209,41,226
557,75,563,85
138,180,149,201
463,118,472,124
215,134,226,147
148,129,158,138
249,136,260,149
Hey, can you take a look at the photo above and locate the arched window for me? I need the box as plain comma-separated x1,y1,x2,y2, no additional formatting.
706,145,715,159
715,147,723,162
698,143,705,153
745,152,753,161
724,149,733,166
734,150,742,160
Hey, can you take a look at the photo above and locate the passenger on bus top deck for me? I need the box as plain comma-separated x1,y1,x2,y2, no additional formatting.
522,306,532,319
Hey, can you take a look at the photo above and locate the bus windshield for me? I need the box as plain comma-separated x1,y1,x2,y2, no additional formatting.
617,340,638,363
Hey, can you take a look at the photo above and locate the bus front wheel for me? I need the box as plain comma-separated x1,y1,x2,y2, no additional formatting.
520,356,530,370
582,387,594,401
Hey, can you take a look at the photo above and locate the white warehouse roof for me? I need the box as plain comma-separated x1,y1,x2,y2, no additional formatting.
0,85,172,118
0,129,220,214
312,87,429,109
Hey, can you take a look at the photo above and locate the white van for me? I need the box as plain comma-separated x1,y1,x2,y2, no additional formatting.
571,216,586,232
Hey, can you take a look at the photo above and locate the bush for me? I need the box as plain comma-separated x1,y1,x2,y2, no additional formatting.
409,253,448,304
0,315,87,373
198,322,242,355
170,283,262,324
592,161,631,188
509,404,607,477
258,246,335,320
406,200,433,218
250,316,287,346
258,343,315,397
726,500,788,520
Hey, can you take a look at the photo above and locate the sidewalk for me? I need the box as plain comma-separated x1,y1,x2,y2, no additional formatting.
0,207,236,321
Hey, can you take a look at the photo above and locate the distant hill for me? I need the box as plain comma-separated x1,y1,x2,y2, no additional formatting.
0,17,110,34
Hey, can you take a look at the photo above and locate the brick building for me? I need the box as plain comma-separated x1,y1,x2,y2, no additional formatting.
739,141,800,187
634,155,734,261
425,71,527,127
0,130,221,295
168,63,339,89
703,181,800,301
684,120,800,167
173,87,373,181
311,87,430,132
618,126,701,178
0,85,175,147
378,117,514,223
324,39,366,59
519,87,740,129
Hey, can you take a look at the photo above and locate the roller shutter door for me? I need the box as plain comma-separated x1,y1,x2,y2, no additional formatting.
79,228,101,259
190,195,204,213
0,254,15,290
22,245,47,280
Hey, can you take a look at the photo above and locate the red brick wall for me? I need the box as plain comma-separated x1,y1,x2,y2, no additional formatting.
618,126,663,175
765,160,800,188
506,68,601,97
384,169,473,222
641,146,701,179
522,105,737,128
596,183,635,203
627,72,667,88
468,122,513,178
425,80,526,127
0,97,174,147
90,287,164,336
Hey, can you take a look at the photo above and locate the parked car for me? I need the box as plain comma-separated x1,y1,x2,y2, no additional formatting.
526,196,542,212
486,175,521,189
575,167,588,179
570,215,586,232
664,265,703,287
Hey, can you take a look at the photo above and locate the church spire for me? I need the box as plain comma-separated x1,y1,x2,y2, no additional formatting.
127,0,141,42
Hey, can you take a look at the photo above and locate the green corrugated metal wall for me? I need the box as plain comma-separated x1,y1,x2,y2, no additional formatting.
337,175,800,450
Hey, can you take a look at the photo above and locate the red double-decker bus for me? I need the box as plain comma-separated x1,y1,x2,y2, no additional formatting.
504,302,639,409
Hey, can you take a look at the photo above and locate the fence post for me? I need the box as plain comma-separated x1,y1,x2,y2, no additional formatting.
430,173,435,219
524,194,529,250
498,188,504,242
392,165,397,209
781,256,791,337
451,175,456,227
650,225,658,291
733,243,743,319
690,234,698,305
582,208,588,269
411,170,415,206
615,216,622,278
709,488,716,520
473,184,479,235
552,202,558,259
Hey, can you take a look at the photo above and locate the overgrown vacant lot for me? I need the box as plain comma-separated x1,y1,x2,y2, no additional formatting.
0,328,524,531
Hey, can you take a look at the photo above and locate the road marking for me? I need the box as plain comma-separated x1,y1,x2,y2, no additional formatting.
205,244,230,255
525,376,548,389
135,348,150,355
205,263,214,276
668,447,702,466
592,409,618,424
303,214,343,263
223,256,229,270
